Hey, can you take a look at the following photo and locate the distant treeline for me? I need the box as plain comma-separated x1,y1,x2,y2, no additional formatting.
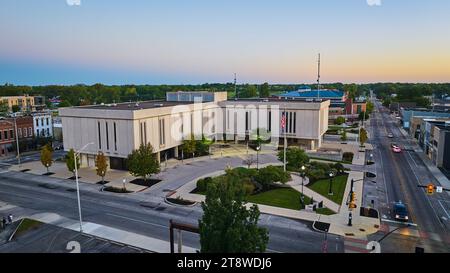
0,82,448,108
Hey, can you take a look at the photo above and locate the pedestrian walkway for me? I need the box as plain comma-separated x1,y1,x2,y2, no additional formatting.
343,237,370,253
288,174,340,213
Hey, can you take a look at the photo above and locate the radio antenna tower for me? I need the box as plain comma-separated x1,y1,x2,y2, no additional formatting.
234,73,238,99
317,53,321,101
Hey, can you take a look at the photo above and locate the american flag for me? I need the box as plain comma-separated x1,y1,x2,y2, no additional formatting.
281,113,286,129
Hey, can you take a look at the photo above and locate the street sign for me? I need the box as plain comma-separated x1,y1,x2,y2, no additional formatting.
436,186,443,193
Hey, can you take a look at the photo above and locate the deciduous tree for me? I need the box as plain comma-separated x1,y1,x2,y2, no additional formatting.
95,152,108,183
127,143,160,181
199,173,269,253
40,144,53,173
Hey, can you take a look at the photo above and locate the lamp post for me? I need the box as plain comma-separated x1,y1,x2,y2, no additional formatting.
74,142,94,233
328,172,334,196
300,165,306,199
13,117,21,167
256,144,261,169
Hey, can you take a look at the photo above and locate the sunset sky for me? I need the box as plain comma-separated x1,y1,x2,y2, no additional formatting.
1,0,449,85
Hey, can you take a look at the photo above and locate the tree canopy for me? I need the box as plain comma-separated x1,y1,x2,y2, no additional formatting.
199,172,269,253
127,143,160,181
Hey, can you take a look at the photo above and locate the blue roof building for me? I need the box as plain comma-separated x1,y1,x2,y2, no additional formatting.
274,89,346,102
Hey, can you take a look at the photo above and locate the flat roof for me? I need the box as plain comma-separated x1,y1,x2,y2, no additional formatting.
76,100,195,111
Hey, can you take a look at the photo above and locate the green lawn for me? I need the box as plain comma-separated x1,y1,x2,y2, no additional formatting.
307,174,349,205
14,218,43,237
246,187,302,210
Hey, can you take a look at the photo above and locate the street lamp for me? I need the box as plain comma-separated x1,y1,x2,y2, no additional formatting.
300,165,306,199
328,172,334,196
256,145,261,169
74,142,94,233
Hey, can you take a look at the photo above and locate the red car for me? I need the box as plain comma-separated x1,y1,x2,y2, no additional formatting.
392,146,402,153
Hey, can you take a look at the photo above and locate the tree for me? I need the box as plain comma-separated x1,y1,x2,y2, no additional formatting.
95,152,108,183
335,116,345,125
340,130,348,142
254,166,291,190
127,143,160,181
182,134,197,158
241,85,258,98
40,144,53,173
366,101,374,114
65,148,79,177
11,105,20,113
359,111,369,121
199,173,269,253
277,148,309,171
0,101,9,116
260,82,270,98
360,128,368,146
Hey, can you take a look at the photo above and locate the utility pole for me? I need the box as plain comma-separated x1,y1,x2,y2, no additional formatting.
317,53,321,101
234,73,238,99
14,117,20,167
283,108,287,172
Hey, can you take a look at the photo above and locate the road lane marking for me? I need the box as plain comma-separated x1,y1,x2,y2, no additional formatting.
381,219,418,227
406,151,419,168
437,200,450,219
403,146,445,228
377,148,389,204
106,213,168,229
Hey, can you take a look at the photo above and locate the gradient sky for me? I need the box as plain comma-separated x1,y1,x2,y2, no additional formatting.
1,0,449,85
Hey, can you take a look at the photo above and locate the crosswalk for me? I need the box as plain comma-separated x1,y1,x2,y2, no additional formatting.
344,223,450,253
343,237,370,253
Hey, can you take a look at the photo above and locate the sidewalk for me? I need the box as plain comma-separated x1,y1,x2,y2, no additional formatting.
174,167,380,238
26,212,197,253
398,127,450,195
287,174,340,213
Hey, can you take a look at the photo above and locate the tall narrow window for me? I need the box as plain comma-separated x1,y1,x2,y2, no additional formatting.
9,130,13,139
227,110,230,130
293,112,297,133
37,129,39,136
29,127,32,136
105,122,109,150
113,122,117,151
245,112,249,131
159,118,165,146
144,122,147,144
268,111,272,132
140,122,144,145
98,122,102,149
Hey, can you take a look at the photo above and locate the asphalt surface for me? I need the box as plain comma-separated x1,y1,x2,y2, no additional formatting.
0,170,344,253
366,100,450,252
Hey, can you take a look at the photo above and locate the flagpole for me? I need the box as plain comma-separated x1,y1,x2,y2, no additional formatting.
283,107,287,172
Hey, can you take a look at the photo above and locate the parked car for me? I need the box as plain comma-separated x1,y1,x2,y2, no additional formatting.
392,146,402,153
393,202,409,222
390,143,398,148
387,133,394,138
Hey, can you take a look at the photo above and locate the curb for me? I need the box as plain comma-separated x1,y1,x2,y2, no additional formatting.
8,218,24,242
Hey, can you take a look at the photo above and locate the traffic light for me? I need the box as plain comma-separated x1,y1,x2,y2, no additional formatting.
426,184,435,195
351,192,356,203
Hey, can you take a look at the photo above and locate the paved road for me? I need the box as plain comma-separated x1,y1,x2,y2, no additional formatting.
0,150,66,166
366,101,450,252
0,169,344,253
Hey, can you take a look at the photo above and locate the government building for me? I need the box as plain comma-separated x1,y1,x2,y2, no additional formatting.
59,91,329,170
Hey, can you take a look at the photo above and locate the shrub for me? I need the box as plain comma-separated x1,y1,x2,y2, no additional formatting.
335,116,345,125
197,177,214,192
343,152,354,162
243,179,256,195
254,166,291,190
307,168,326,183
